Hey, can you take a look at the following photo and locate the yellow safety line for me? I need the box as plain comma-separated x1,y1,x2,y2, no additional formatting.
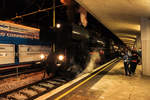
55,60,118,100
92,58,117,72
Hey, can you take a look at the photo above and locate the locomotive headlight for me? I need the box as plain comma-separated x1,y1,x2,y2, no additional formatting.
40,54,45,59
58,55,64,61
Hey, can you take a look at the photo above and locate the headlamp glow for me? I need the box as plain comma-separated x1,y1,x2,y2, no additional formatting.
58,55,64,61
40,54,45,59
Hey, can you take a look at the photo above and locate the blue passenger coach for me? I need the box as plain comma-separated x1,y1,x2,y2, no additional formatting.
0,21,50,67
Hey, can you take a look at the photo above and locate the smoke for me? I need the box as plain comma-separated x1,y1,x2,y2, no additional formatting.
60,0,88,26
67,64,82,75
79,7,87,27
60,0,72,6
60,0,75,23
84,51,101,72
76,50,101,77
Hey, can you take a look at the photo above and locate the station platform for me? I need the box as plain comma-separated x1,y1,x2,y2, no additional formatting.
35,60,150,100
55,61,150,100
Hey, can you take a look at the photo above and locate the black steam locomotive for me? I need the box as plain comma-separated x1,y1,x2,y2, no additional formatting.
40,23,118,77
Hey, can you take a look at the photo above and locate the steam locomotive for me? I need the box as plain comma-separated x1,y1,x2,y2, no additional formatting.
40,23,113,76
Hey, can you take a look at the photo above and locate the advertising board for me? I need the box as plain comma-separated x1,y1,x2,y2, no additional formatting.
19,45,50,63
0,44,15,65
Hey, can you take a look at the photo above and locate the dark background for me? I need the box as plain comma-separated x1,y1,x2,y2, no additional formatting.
0,0,123,46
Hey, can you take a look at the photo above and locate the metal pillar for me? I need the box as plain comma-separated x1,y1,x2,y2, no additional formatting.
53,0,56,52
53,0,56,28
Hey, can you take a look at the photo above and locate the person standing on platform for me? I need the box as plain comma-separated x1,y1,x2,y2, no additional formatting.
99,49,105,64
123,51,131,76
137,48,142,65
130,48,139,74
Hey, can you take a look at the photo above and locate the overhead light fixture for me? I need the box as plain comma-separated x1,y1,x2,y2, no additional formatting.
120,37,136,41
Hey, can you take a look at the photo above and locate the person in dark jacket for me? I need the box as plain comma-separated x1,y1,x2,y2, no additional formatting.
123,51,131,76
130,49,139,74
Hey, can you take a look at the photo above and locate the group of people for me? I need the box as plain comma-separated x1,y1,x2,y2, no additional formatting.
123,48,140,76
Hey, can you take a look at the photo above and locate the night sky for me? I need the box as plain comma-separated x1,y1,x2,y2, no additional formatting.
0,0,124,45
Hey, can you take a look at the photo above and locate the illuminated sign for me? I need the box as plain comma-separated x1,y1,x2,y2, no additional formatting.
0,21,39,39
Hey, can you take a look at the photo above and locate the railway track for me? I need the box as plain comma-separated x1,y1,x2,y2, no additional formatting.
0,76,71,100
0,68,44,80
0,58,120,100
0,64,44,80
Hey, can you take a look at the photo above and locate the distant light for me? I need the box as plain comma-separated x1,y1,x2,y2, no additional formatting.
58,55,64,61
56,24,61,28
40,54,45,59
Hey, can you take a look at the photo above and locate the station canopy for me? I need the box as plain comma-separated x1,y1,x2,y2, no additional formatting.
76,0,150,47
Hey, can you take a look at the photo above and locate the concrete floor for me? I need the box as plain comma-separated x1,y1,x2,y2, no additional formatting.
61,61,150,100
